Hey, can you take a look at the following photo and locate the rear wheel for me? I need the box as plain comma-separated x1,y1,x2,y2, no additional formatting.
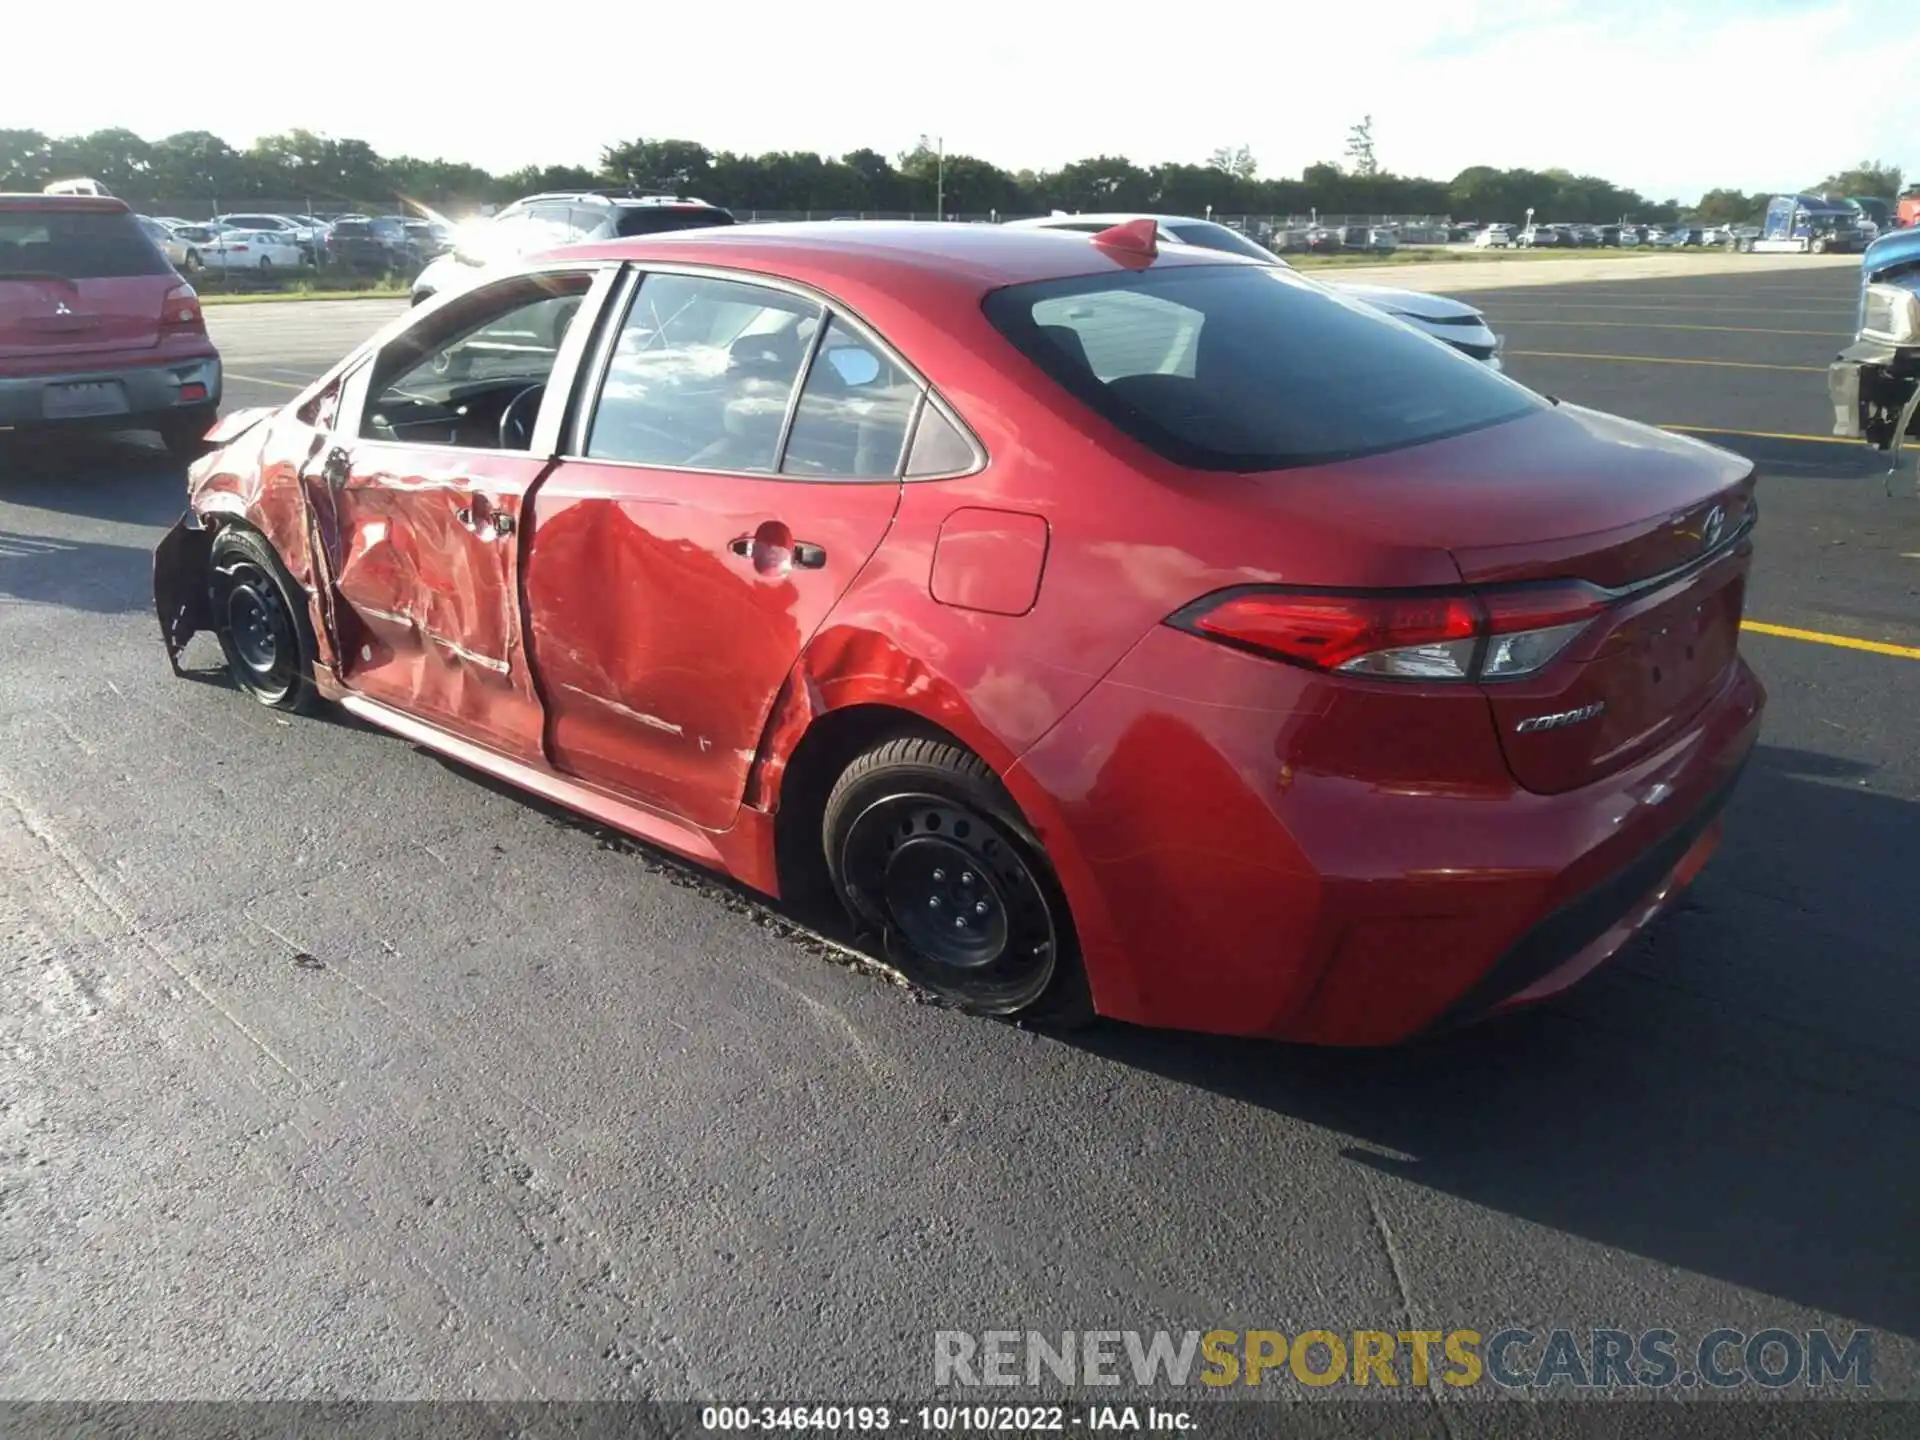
824,736,1092,1025
209,526,318,713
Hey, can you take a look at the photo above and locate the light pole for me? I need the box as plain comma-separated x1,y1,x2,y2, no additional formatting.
936,136,944,221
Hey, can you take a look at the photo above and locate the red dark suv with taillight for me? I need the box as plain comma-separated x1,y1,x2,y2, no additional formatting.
0,193,221,456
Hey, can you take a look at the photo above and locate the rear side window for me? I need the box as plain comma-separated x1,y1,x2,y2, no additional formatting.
585,271,819,473
904,401,978,477
0,208,171,279
982,264,1541,471
779,316,920,479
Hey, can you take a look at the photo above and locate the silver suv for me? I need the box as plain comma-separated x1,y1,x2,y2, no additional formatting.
410,191,735,305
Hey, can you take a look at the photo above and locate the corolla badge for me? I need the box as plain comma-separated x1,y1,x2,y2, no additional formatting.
1514,700,1607,734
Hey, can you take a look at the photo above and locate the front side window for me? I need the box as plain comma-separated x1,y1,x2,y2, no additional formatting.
983,264,1542,472
779,316,920,479
584,272,820,473
360,270,595,450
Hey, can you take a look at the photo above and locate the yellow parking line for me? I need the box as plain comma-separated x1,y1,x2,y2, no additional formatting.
1500,319,1847,337
1662,424,1861,446
1508,350,1824,373
225,372,305,390
1743,621,1920,660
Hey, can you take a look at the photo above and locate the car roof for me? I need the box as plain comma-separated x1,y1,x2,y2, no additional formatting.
0,193,132,214
548,219,1254,295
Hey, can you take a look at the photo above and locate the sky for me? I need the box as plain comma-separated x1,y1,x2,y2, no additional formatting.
6,0,1917,202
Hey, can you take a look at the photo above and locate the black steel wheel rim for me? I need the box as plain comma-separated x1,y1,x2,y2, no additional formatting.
216,561,297,702
840,793,1057,1013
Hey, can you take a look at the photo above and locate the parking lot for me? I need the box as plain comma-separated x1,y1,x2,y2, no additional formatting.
3,263,1917,1403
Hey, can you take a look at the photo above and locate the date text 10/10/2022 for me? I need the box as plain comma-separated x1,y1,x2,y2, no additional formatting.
700,1406,1194,1431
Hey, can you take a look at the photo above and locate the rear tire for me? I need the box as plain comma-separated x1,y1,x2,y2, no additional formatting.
824,736,1093,1027
208,526,319,713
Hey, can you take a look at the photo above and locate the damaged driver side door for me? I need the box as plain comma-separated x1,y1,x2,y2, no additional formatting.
303,266,617,763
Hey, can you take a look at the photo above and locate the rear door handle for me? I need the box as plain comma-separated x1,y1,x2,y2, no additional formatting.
728,529,826,569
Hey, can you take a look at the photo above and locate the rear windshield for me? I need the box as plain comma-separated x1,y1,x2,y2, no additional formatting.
0,208,172,279
613,207,736,238
330,221,370,236
981,263,1541,471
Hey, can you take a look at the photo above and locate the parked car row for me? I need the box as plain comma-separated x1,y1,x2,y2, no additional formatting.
1469,220,1770,250
128,207,455,276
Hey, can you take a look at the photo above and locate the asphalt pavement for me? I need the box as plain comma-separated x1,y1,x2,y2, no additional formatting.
2,267,1917,1407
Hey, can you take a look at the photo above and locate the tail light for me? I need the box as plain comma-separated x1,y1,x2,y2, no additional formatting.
1170,582,1610,683
161,282,205,336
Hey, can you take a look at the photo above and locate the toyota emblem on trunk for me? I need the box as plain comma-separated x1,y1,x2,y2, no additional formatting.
1701,503,1727,547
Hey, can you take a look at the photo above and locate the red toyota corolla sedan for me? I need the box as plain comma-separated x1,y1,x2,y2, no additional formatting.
153,219,1764,1045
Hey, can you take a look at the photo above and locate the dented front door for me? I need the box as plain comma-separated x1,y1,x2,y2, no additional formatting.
307,439,551,762
300,267,608,764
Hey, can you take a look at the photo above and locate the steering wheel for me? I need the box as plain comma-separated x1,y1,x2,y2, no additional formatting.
498,383,546,450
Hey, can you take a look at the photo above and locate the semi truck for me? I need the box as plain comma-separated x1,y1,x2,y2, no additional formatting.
1728,193,1870,254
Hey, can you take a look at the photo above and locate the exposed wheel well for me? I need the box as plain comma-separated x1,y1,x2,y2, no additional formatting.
772,704,977,916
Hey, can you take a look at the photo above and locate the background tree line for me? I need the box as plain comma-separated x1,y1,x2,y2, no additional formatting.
0,125,1905,225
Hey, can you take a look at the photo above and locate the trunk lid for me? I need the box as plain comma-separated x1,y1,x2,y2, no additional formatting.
0,274,168,361
1237,403,1757,795
1436,408,1756,796
1328,281,1483,323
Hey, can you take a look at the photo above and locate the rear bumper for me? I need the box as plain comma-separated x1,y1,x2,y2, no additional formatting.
1011,629,1767,1046
0,352,222,429
1425,752,1744,1031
